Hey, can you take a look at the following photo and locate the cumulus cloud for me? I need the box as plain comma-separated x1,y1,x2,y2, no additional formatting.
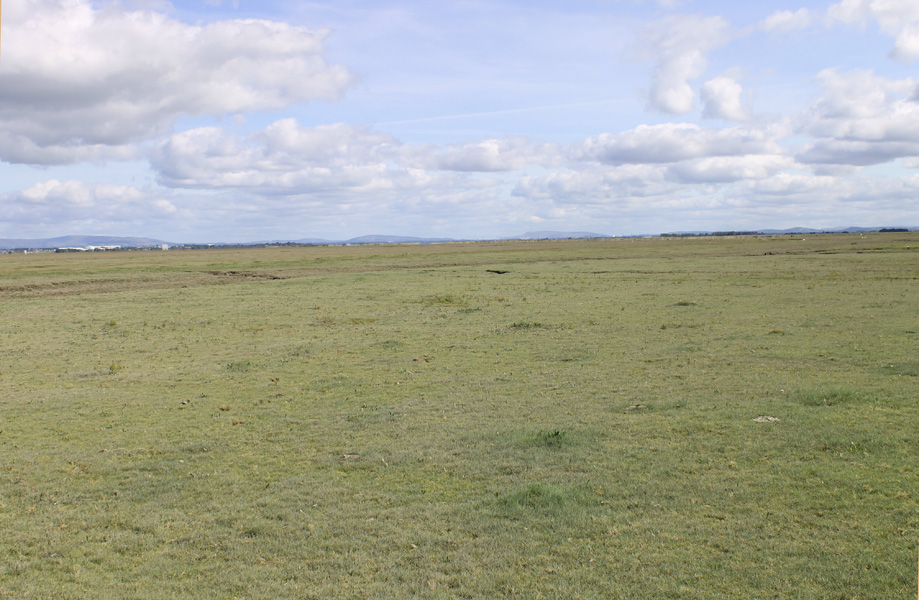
152,119,566,196
700,76,750,121
666,155,795,183
2,179,178,229
400,138,564,172
152,122,399,192
637,15,732,114
513,164,672,204
760,9,813,33
510,157,919,234
0,0,354,165
802,69,913,124
750,172,838,195
574,123,782,165
828,0,919,60
827,0,871,23
798,139,919,166
796,69,919,164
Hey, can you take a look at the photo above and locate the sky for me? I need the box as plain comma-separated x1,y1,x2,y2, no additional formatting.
0,0,918,242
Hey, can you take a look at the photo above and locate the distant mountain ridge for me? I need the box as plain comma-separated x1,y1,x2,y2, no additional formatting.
514,231,611,240
341,235,456,244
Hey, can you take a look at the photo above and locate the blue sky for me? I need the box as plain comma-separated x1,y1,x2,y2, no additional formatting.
1,0,917,242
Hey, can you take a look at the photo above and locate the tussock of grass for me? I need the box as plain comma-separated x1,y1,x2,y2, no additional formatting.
527,429,573,449
225,360,252,372
499,484,591,515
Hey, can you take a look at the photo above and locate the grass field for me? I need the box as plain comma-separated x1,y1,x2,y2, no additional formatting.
1,234,917,599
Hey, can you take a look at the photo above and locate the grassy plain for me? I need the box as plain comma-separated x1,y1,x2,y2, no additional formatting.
0,234,917,599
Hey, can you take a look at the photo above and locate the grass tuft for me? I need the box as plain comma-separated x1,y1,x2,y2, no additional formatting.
420,294,466,306
528,429,572,449
792,387,866,407
499,484,591,514
226,360,252,372
509,321,545,330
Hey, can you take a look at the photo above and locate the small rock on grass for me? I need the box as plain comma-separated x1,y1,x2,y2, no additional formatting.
752,415,780,423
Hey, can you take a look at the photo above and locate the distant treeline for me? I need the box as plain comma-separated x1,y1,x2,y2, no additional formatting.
664,228,911,238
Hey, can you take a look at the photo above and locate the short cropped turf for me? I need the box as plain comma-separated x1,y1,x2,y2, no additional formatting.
1,233,917,599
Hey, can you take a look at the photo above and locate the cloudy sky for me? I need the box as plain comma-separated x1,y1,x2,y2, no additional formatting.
1,0,918,241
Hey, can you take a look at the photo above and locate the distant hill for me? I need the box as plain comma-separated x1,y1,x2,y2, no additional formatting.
343,235,457,244
291,238,336,245
511,231,611,240
0,235,171,250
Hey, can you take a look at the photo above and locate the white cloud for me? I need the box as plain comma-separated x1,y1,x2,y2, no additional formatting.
637,15,732,114
152,122,399,192
400,138,563,172
750,172,838,195
149,119,534,237
802,69,913,123
3,179,177,229
152,119,565,197
3,1,918,241
796,69,919,164
514,164,672,204
574,123,783,165
510,159,919,234
760,9,813,33
827,0,919,60
0,0,354,165
0,132,141,166
667,155,795,183
826,0,871,23
798,139,919,165
700,76,750,121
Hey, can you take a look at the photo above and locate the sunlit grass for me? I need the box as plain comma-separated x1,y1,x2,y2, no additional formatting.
0,233,917,598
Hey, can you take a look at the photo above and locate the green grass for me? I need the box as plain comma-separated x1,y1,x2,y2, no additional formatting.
0,233,917,598
792,387,868,406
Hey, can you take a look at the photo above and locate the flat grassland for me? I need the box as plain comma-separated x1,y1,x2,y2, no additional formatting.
1,234,917,599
